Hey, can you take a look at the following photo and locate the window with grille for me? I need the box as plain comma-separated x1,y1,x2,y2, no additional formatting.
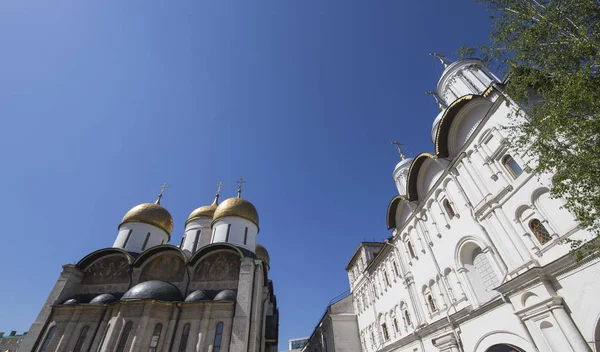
530,219,552,245
392,261,400,277
428,295,437,312
393,317,399,332
443,199,455,219
148,324,162,352
383,271,390,286
404,310,411,325
407,241,415,259
503,155,523,179
39,326,56,352
116,321,133,352
382,323,390,340
73,326,89,352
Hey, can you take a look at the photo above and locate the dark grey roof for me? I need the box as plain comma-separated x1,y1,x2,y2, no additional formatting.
122,280,183,302
213,289,237,302
185,290,211,302
89,293,117,305
63,298,78,305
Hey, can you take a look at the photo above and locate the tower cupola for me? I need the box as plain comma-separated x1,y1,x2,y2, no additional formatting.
435,57,500,105
210,178,260,252
114,184,173,253
182,185,221,255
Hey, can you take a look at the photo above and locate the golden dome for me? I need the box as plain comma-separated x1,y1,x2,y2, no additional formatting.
119,200,173,235
212,197,259,228
186,195,219,225
255,243,270,267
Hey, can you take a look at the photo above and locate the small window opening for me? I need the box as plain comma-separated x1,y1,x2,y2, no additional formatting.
39,326,56,352
73,325,89,352
530,219,552,245
192,230,201,252
225,224,232,242
443,199,455,219
178,324,190,352
503,154,523,179
116,321,133,352
382,323,390,340
123,230,132,248
243,227,248,245
428,295,437,312
142,232,151,251
407,241,416,259
213,322,224,352
148,323,162,352
404,310,412,326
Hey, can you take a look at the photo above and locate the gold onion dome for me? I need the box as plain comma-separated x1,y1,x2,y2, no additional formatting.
212,197,259,228
119,196,173,235
186,195,219,225
255,243,270,267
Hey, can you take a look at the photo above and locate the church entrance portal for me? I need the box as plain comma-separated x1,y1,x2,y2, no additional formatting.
485,344,525,352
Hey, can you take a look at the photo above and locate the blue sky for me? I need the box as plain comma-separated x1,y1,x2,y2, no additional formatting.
0,0,493,349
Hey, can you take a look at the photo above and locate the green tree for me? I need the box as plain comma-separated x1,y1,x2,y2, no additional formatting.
462,0,600,257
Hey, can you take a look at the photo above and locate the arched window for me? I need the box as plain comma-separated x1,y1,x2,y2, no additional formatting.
392,261,400,277
148,323,162,352
116,321,133,352
529,219,552,245
73,325,89,352
404,309,412,326
123,230,132,248
407,241,415,259
443,199,455,219
503,155,523,179
383,270,390,287
178,324,190,352
213,322,224,352
39,326,56,352
97,324,110,352
428,295,437,312
179,234,185,248
392,317,399,332
381,323,389,340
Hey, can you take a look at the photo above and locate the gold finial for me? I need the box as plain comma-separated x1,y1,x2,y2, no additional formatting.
214,181,224,204
156,182,168,205
429,53,449,68
391,141,407,160
426,91,446,110
236,178,246,198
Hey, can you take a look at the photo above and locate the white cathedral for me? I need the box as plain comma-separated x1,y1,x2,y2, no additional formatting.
21,185,279,352
343,57,600,352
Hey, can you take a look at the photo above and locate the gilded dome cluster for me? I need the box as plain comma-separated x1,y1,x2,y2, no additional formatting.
186,194,259,228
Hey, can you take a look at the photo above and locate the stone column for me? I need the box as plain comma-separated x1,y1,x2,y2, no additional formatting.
197,305,211,351
230,258,256,351
465,151,491,197
551,306,591,351
494,208,532,264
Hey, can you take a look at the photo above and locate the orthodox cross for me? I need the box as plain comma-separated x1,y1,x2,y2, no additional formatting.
426,91,446,110
391,141,407,160
216,181,224,196
429,53,449,68
236,178,246,197
156,182,168,204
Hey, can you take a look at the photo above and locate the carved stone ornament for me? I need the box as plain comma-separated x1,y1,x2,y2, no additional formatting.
83,256,130,285
140,253,185,283
194,252,240,282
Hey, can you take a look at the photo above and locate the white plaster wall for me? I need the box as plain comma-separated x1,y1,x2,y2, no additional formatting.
182,217,212,255
212,217,258,252
114,222,169,253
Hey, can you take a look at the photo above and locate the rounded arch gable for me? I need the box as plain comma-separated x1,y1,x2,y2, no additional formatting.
133,245,188,267
135,247,187,284
386,196,405,230
435,95,492,159
473,331,532,352
454,236,490,268
406,153,435,201
76,248,134,270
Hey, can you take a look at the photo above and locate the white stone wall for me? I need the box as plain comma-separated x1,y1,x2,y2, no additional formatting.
212,217,258,252
347,59,598,352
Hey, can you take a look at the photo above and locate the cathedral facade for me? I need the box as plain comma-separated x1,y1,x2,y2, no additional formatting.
21,188,278,352
345,58,600,352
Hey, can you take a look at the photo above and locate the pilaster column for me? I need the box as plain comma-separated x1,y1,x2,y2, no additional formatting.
465,151,491,197
458,158,484,203
129,303,152,350
494,208,532,264
197,305,211,351
552,306,590,351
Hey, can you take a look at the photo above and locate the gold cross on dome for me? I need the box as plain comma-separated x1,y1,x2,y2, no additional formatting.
391,141,407,160
216,181,224,196
429,53,449,68
155,182,168,204
236,178,246,197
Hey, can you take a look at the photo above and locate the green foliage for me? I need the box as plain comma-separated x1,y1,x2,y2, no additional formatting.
463,0,600,257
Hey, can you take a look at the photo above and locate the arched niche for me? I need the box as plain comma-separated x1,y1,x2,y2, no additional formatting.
189,249,242,291
473,331,532,352
456,238,500,303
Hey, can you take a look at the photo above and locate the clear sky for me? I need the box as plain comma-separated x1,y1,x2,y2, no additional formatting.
0,0,493,349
